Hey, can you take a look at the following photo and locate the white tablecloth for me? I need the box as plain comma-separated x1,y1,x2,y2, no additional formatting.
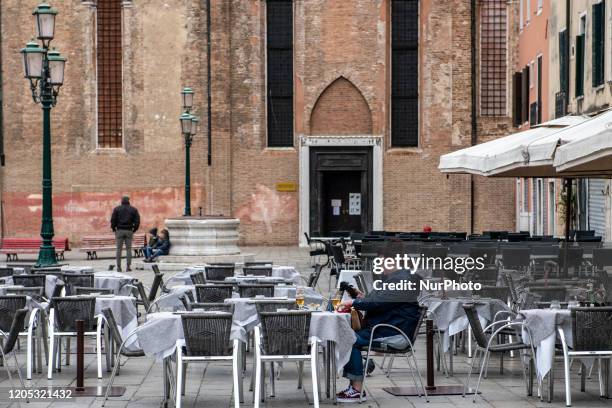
167,265,302,286
94,271,135,295
136,309,354,369
420,297,509,351
2,275,59,299
94,295,139,349
517,309,573,380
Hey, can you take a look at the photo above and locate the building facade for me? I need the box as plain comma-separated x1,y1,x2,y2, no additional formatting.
548,0,612,240
0,0,516,246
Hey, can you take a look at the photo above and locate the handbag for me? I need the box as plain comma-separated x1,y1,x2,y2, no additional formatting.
350,308,365,331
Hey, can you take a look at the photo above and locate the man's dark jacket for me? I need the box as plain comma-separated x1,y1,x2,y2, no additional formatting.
352,269,422,339
111,204,140,232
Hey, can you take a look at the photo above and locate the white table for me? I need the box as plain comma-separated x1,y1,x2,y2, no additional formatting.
94,271,135,295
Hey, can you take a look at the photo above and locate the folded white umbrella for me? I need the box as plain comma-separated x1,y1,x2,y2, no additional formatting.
523,109,612,177
438,116,587,177
554,127,612,176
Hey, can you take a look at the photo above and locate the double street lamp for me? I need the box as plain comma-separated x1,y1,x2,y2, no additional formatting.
20,3,66,267
180,88,198,217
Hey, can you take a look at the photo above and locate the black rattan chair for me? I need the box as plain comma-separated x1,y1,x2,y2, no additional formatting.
0,308,29,404
0,267,14,278
306,264,323,288
205,265,235,281
238,284,275,298
74,287,114,295
252,300,297,314
254,311,317,407
478,286,510,302
463,303,535,402
6,286,45,302
528,286,567,302
47,296,105,379
243,266,273,277
245,261,273,267
148,270,165,301
176,312,241,408
501,247,531,272
63,273,95,296
12,274,45,288
100,307,146,407
190,303,235,313
194,284,234,303
558,307,612,406
189,271,206,285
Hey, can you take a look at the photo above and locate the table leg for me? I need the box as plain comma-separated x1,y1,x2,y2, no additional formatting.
162,357,170,408
325,341,330,399
605,358,611,399
331,342,337,404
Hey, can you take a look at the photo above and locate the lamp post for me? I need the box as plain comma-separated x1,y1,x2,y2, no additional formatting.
20,3,66,267
180,88,197,216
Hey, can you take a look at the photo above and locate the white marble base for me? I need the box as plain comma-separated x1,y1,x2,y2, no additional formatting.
134,253,255,272
165,217,241,256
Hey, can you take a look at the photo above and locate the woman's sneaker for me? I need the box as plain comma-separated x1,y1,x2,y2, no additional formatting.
336,386,366,403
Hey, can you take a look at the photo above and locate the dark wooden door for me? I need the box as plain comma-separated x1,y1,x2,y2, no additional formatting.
322,171,362,235
310,147,372,236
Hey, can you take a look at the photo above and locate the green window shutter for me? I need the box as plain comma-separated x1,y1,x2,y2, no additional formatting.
559,30,568,94
592,2,605,87
576,34,585,97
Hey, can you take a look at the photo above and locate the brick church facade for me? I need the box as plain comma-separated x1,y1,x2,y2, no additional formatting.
0,0,517,246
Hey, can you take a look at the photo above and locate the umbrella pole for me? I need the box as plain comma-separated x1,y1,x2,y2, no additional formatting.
563,178,573,278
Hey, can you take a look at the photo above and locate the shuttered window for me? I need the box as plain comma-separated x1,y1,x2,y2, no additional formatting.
391,0,419,147
266,0,293,147
480,0,508,116
97,0,123,149
575,33,585,97
559,29,569,94
521,65,530,123
512,72,523,126
592,1,605,88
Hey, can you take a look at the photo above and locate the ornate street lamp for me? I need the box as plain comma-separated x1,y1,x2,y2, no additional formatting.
181,87,194,113
20,3,66,267
180,109,195,217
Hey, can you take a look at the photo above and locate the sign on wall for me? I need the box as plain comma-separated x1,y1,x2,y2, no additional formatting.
349,193,361,215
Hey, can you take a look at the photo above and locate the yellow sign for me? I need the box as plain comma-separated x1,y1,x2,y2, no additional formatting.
276,182,297,192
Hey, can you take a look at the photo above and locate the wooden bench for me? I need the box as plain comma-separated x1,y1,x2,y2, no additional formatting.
79,233,146,260
0,237,70,261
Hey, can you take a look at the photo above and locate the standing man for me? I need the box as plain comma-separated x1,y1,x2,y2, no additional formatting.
110,196,140,272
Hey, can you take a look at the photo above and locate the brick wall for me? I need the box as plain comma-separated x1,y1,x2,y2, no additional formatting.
1,0,516,247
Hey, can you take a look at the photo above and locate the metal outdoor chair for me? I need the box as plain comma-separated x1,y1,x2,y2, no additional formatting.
478,286,510,303
195,284,234,303
100,307,146,407
253,300,297,314
205,265,235,282
245,261,274,267
359,306,429,402
6,286,45,302
500,247,531,272
63,273,95,296
254,311,318,408
189,271,206,285
12,274,46,288
528,286,567,302
0,308,29,407
131,281,152,313
47,296,105,379
0,267,14,278
190,303,235,313
74,287,114,295
558,307,612,406
176,312,241,408
306,264,323,288
238,284,275,298
462,303,536,403
243,266,273,277
0,295,43,379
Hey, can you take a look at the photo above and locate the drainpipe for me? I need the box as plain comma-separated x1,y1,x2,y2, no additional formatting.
470,0,477,234
206,0,212,167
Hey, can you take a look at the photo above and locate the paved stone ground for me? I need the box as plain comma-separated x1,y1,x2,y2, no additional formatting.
0,247,610,407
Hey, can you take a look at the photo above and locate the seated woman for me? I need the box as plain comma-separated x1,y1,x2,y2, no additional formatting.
144,229,170,262
145,227,158,250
